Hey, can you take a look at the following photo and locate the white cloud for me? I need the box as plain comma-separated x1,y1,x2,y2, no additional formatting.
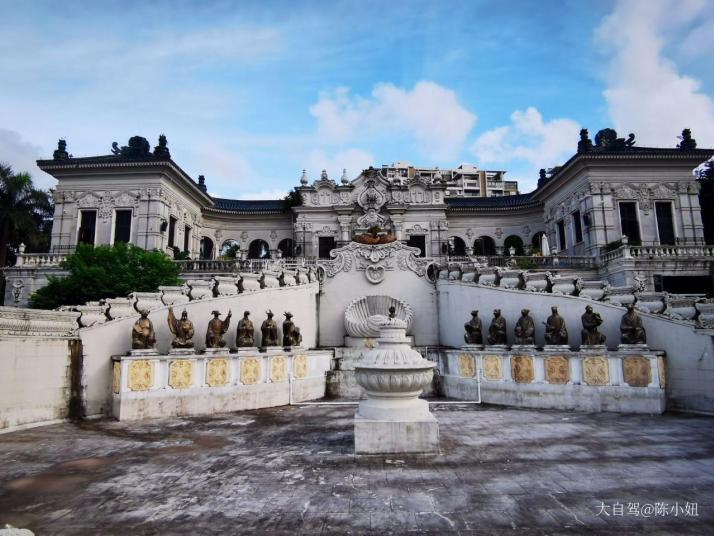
310,81,476,161
0,128,56,190
471,107,580,183
305,148,374,183
596,0,714,147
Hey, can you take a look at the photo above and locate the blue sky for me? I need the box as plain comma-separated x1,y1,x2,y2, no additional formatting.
1,0,713,196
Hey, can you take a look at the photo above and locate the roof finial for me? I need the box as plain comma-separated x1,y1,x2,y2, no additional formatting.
53,139,69,161
300,169,308,185
341,168,349,184
321,169,329,181
197,174,207,193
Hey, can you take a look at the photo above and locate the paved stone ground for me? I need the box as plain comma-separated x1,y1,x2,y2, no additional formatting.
0,404,713,535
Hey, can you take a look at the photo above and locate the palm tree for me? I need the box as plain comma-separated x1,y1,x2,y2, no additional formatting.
0,163,53,267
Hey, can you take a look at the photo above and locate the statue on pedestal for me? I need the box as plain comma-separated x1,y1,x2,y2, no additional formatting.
464,310,483,345
282,312,303,347
581,305,606,345
167,307,194,348
236,311,255,347
261,310,279,347
620,304,647,344
514,309,535,345
131,309,156,349
544,306,568,345
487,309,507,345
206,310,232,348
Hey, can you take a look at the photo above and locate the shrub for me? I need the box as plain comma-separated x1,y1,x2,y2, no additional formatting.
30,243,180,309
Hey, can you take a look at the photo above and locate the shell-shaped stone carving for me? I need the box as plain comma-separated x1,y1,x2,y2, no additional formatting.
344,295,414,337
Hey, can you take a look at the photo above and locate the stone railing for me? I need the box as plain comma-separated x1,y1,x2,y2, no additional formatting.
448,255,597,270
600,244,714,264
14,252,68,267
0,305,80,338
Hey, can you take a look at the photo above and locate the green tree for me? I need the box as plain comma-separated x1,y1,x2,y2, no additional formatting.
30,243,181,309
0,163,53,267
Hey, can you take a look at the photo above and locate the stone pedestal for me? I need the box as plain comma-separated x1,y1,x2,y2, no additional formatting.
169,347,195,355
129,348,159,357
354,313,438,455
204,347,231,355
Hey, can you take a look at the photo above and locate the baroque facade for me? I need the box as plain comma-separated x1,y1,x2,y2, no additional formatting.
4,127,713,307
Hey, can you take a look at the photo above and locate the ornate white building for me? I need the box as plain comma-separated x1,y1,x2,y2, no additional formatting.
3,127,714,306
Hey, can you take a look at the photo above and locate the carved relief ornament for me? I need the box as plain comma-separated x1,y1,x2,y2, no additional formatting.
320,241,429,284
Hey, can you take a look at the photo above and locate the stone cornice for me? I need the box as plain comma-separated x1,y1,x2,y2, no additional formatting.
0,306,80,339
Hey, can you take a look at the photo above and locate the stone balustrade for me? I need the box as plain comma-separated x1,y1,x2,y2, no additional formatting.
112,349,332,420
523,271,550,292
14,252,68,267
664,295,699,321
106,297,137,320
440,347,665,414
186,279,214,300
238,273,261,292
600,244,714,264
159,286,190,306
579,280,610,301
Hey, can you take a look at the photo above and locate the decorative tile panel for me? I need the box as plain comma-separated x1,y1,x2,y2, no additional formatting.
623,356,651,387
511,355,534,384
293,354,308,380
240,358,261,385
545,356,569,384
206,358,229,387
112,361,121,394
128,360,153,391
270,356,287,383
483,355,502,381
458,353,476,378
583,357,609,386
169,360,193,389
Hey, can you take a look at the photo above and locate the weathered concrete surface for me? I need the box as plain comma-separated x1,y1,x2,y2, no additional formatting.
0,405,713,535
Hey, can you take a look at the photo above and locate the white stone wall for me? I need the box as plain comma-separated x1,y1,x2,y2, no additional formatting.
0,338,73,430
437,280,714,412
80,283,320,417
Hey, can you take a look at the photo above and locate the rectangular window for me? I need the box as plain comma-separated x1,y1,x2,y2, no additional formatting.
318,236,336,259
406,235,426,257
113,209,132,244
655,201,676,245
184,225,191,252
618,202,641,244
557,219,566,251
78,210,97,245
168,216,177,247
572,210,583,244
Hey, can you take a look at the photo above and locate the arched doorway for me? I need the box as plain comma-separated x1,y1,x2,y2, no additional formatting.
278,238,294,258
199,237,214,260
248,239,271,259
504,235,524,256
450,236,466,256
532,232,545,254
219,239,240,259
473,236,496,256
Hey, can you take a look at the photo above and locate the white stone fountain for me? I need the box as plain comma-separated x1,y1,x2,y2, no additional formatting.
354,307,439,454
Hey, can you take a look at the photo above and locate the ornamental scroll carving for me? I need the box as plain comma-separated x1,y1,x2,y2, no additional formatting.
320,241,429,284
612,183,677,215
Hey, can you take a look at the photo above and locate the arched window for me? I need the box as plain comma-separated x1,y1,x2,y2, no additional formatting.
199,237,214,260
450,236,466,256
278,238,294,258
504,235,524,256
473,236,496,256
219,239,240,259
531,232,545,254
248,239,271,259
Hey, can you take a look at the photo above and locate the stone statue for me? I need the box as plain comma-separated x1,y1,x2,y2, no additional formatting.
236,310,255,347
282,312,303,347
131,309,156,350
678,128,697,150
464,310,483,345
577,128,593,154
153,134,171,159
487,309,507,345
167,307,194,348
53,139,69,160
620,303,647,345
514,309,535,345
206,309,232,348
581,305,606,346
261,310,279,347
544,306,568,345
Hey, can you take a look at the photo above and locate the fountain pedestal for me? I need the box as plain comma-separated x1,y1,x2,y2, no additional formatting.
354,314,439,454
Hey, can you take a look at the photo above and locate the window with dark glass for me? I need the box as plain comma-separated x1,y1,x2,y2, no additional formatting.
168,216,177,247
184,225,191,252
655,201,675,245
557,219,566,251
113,209,132,243
406,235,426,257
618,202,641,244
78,210,97,245
318,236,336,259
572,210,583,243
